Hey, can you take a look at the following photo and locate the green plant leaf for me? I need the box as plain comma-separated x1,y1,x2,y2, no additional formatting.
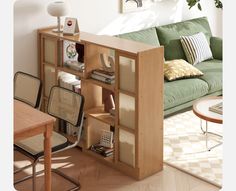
186,0,223,10
215,0,223,9
197,3,202,11
187,0,198,9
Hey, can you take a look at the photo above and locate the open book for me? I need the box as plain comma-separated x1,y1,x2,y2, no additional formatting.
209,102,222,115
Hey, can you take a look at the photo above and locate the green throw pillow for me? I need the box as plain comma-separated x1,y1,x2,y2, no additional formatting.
164,59,204,81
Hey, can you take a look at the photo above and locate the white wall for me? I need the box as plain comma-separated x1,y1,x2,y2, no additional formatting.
14,0,222,76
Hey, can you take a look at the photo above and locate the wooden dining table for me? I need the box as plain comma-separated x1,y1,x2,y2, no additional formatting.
14,100,55,191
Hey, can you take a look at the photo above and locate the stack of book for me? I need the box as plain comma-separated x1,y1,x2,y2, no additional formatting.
90,143,113,157
58,72,81,93
209,102,223,115
90,69,115,84
64,61,85,72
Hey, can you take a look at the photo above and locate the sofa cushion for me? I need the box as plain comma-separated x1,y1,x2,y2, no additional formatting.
156,17,212,61
164,59,203,81
164,78,209,110
210,37,222,60
180,32,213,65
195,59,222,93
117,27,160,46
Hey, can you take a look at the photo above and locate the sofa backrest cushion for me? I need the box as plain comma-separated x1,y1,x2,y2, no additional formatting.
117,27,160,47
156,17,212,61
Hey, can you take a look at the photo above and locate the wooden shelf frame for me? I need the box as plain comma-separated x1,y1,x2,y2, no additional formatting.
38,27,164,180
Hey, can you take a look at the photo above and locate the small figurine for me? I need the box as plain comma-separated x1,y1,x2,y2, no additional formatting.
100,53,115,73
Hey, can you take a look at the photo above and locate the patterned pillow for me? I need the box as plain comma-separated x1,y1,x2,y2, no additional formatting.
180,32,213,65
164,59,203,81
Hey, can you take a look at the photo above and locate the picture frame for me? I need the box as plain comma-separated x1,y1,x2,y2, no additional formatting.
63,17,80,36
121,0,154,13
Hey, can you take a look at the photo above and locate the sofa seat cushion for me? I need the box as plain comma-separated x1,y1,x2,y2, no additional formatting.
117,27,160,46
164,78,209,110
156,17,212,61
195,59,222,93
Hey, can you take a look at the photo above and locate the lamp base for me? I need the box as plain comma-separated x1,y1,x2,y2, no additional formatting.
52,28,63,33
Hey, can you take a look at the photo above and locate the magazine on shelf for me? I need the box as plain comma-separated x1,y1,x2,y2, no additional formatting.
90,73,115,84
209,102,223,115
90,143,113,157
92,69,115,79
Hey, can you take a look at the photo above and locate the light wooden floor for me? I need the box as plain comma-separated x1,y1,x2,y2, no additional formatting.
14,147,220,191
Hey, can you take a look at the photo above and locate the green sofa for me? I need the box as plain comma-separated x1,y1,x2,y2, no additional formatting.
117,17,222,117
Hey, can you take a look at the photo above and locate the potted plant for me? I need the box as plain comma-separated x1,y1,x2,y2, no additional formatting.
186,0,223,10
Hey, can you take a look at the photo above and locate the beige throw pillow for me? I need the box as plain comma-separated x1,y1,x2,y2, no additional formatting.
164,59,203,81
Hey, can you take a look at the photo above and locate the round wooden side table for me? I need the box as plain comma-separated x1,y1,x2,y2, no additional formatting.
193,96,223,151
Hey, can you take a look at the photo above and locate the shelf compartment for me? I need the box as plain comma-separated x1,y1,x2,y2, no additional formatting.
119,56,135,93
61,40,85,75
119,93,135,130
85,43,115,78
82,78,115,92
85,106,115,126
57,66,84,78
119,129,135,167
43,37,57,65
86,117,111,149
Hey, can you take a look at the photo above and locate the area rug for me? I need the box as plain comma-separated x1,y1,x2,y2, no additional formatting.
164,110,222,187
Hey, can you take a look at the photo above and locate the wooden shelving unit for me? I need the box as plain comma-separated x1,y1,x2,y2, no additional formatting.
38,27,164,180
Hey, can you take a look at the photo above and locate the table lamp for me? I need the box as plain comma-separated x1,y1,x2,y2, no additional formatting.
47,1,69,33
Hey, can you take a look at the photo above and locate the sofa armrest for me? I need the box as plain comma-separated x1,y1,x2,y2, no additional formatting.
210,37,222,60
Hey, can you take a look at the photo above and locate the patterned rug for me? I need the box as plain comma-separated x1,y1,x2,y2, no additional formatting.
164,110,222,187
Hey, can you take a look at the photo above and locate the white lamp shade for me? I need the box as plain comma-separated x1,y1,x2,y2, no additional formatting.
47,1,69,17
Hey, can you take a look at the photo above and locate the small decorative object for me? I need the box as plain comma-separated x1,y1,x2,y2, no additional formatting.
63,17,80,35
121,0,155,13
63,40,84,72
63,40,78,63
47,1,69,33
100,53,115,73
100,130,113,148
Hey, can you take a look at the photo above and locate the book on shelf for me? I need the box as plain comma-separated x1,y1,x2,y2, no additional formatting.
92,69,115,79
209,102,223,115
90,73,115,84
64,61,85,72
90,143,113,157
58,72,81,91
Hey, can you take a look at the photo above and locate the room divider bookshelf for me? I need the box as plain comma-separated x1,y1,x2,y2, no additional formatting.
38,27,164,180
